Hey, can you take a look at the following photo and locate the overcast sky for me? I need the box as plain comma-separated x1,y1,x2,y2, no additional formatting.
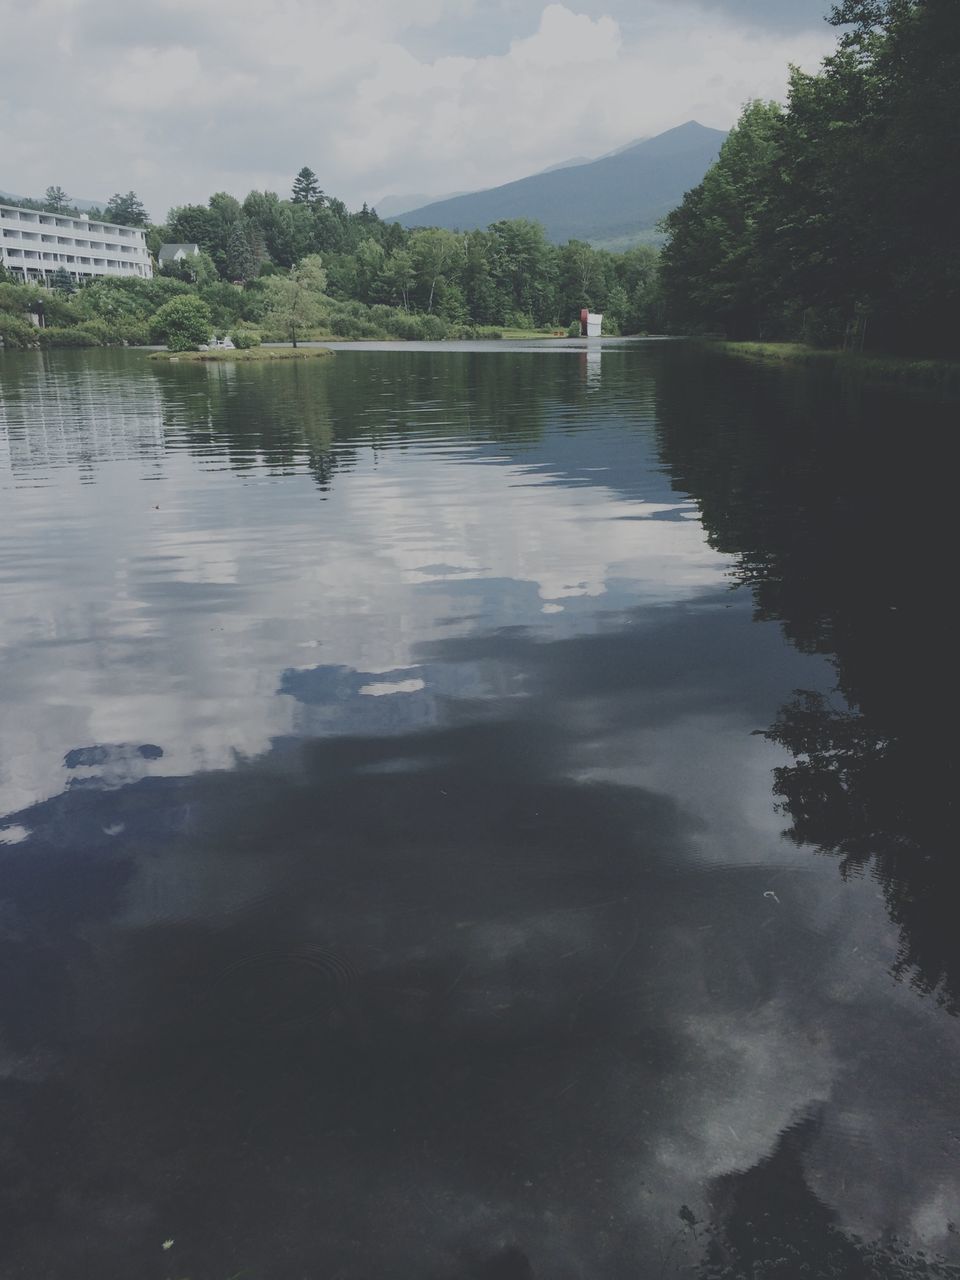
1,0,837,220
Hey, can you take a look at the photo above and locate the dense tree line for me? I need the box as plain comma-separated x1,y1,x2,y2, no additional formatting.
659,0,960,354
155,183,659,334
2,164,661,348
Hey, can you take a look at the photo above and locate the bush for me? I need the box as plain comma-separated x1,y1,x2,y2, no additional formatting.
230,328,261,349
325,309,381,339
0,313,39,348
418,314,448,341
113,317,151,346
0,282,40,315
566,321,582,337
150,295,213,350
506,311,535,331
38,324,107,348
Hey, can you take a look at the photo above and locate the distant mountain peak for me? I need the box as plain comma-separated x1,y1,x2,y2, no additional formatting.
390,121,727,247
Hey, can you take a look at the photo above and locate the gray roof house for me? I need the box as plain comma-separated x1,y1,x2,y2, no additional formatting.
157,243,200,266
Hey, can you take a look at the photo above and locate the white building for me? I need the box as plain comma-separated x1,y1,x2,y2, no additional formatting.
0,202,152,284
158,243,200,268
578,308,603,337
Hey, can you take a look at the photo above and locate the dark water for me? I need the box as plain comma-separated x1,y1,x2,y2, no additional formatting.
0,343,956,1280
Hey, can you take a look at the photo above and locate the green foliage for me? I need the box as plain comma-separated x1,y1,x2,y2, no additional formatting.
0,282,40,314
659,1,960,354
229,328,261,349
50,266,76,295
262,255,328,344
225,221,256,282
151,295,213,350
291,166,323,205
104,191,148,226
5,162,676,348
660,100,784,339
0,313,39,348
151,180,661,334
38,321,114,347
166,203,213,247
44,185,71,213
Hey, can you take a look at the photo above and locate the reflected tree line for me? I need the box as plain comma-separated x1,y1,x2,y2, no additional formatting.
654,351,959,1278
655,348,957,1010
149,349,617,486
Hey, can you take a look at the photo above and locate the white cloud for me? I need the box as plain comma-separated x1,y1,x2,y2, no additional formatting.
0,0,837,215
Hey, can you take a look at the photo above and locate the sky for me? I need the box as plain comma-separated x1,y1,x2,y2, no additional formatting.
1,0,837,220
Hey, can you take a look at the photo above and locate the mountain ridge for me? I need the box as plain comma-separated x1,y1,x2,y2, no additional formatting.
390,121,726,244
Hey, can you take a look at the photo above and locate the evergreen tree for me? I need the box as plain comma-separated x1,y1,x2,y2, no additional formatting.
291,167,322,204
225,221,256,282
104,191,148,226
50,266,76,294
44,186,71,213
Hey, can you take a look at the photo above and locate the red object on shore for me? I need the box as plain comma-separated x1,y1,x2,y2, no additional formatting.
580,308,589,336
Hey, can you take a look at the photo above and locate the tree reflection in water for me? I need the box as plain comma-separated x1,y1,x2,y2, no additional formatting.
655,348,959,1276
655,347,957,1010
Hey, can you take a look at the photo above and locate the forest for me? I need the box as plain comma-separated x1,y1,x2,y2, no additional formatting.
659,0,959,354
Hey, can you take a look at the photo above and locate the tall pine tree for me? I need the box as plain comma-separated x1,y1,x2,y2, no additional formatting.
225,221,256,282
291,167,322,205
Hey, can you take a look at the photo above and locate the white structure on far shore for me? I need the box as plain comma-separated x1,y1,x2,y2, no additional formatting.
0,202,152,284
158,243,200,269
579,308,603,337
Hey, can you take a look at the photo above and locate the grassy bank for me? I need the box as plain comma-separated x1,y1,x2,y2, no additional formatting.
712,341,960,393
150,346,333,363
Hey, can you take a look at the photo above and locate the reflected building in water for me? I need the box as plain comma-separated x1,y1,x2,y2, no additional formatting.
0,351,166,478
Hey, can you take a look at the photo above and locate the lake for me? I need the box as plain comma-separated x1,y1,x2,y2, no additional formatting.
0,342,957,1280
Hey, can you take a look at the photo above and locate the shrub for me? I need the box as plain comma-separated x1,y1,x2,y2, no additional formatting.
506,311,535,331
326,310,380,339
0,282,40,315
113,317,151,346
230,328,261,349
418,314,448,341
150,295,213,350
0,313,39,348
38,324,106,348
566,321,582,337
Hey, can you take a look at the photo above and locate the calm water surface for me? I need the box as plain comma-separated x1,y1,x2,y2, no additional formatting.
0,344,956,1279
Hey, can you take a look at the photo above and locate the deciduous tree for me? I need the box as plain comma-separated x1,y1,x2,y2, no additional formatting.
262,255,327,346
150,295,212,350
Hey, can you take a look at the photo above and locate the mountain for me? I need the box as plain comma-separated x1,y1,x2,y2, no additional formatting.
536,155,592,174
391,121,726,244
376,190,469,218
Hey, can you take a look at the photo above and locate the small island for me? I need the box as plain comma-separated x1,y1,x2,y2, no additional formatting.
150,346,333,362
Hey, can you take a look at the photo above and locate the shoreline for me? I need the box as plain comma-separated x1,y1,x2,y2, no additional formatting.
709,341,960,394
